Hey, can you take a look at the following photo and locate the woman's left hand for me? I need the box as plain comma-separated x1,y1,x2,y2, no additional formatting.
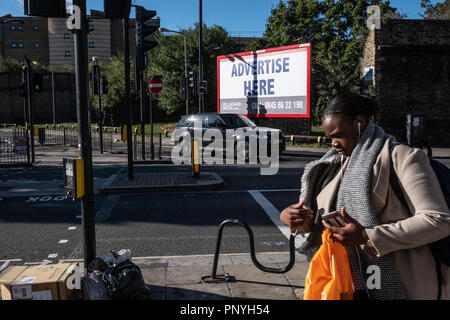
322,206,369,246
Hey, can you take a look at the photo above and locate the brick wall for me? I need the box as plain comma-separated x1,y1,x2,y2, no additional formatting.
365,20,450,147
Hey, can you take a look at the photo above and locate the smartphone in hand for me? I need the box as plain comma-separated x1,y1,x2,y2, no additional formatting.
321,210,346,227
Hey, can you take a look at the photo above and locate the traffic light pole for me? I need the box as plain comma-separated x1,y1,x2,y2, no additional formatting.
183,35,189,115
25,57,35,163
150,92,154,159
52,70,56,126
73,0,96,269
98,81,103,154
123,16,134,179
139,69,145,160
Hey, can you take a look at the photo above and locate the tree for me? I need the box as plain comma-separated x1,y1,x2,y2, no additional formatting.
92,24,240,126
0,56,23,73
248,0,403,125
146,24,240,115
421,0,450,19
90,53,140,126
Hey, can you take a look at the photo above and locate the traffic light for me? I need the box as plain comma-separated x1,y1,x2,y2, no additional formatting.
104,0,131,19
32,73,43,93
19,82,27,98
135,6,158,71
199,80,208,94
20,67,28,98
91,65,100,95
188,70,198,95
100,76,108,95
180,76,187,100
24,0,66,17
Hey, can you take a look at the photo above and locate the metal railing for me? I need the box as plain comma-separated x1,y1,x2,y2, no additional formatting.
133,132,164,160
0,128,31,164
1,126,171,161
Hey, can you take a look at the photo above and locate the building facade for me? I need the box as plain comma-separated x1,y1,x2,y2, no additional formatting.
361,19,450,147
0,11,159,66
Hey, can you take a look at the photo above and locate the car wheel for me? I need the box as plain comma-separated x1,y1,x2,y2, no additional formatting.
235,140,249,162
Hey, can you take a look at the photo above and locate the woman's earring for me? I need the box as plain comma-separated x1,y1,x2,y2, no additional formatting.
357,122,361,140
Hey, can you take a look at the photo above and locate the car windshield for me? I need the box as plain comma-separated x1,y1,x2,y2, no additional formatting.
176,116,200,127
220,114,256,128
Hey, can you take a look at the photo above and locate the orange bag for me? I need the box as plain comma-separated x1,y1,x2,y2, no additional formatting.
303,229,354,300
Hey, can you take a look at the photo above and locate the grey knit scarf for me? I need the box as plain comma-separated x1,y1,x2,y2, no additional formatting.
298,120,406,300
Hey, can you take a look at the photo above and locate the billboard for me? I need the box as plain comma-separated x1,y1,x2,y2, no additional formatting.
217,43,310,118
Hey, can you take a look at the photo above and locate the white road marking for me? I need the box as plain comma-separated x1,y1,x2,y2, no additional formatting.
24,260,52,266
0,259,22,272
47,253,58,259
58,240,69,244
68,227,77,230
95,194,121,222
248,190,306,249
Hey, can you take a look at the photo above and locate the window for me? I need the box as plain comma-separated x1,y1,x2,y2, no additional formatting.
89,24,94,31
65,51,71,57
11,43,17,48
18,42,23,48
33,25,39,31
34,42,40,48
17,25,23,31
64,33,70,39
206,115,226,129
89,42,95,48
19,60,24,65
10,25,16,31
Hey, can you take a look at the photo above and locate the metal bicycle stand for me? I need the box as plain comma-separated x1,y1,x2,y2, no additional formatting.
201,219,297,284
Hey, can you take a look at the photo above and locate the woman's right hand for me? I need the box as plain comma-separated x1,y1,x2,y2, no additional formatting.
280,199,314,235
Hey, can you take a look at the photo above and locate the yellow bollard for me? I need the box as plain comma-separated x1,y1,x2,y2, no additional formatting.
191,139,200,178
121,125,127,142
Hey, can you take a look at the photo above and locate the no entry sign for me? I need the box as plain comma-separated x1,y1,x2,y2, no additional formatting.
148,77,163,94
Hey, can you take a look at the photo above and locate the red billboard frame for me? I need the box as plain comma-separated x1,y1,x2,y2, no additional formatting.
217,43,311,118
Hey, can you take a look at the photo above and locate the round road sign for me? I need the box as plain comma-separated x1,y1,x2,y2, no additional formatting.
148,77,163,94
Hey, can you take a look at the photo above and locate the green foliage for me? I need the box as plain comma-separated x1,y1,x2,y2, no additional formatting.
0,56,23,73
248,0,403,125
90,53,140,126
421,0,450,19
90,24,241,125
146,24,240,115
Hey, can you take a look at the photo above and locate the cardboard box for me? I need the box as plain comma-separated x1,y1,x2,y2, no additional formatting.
0,263,82,300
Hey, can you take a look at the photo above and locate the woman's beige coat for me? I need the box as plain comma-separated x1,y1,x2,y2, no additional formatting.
313,139,450,300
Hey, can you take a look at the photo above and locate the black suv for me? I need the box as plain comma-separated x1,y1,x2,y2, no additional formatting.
172,113,285,160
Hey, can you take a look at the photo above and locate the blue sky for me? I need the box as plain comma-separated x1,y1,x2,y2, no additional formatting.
1,0,441,37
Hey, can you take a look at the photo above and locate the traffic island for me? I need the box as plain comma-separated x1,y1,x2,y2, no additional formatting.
99,172,224,194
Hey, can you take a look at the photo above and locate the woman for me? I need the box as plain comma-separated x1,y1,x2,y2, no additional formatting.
280,93,450,300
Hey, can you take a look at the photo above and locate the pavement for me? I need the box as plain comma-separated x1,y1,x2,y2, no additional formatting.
59,251,309,300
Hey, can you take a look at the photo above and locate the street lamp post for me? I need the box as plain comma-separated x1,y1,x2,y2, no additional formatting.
159,27,188,115
199,0,203,113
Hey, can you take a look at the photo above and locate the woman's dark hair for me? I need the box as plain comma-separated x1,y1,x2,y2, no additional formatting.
323,93,378,120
